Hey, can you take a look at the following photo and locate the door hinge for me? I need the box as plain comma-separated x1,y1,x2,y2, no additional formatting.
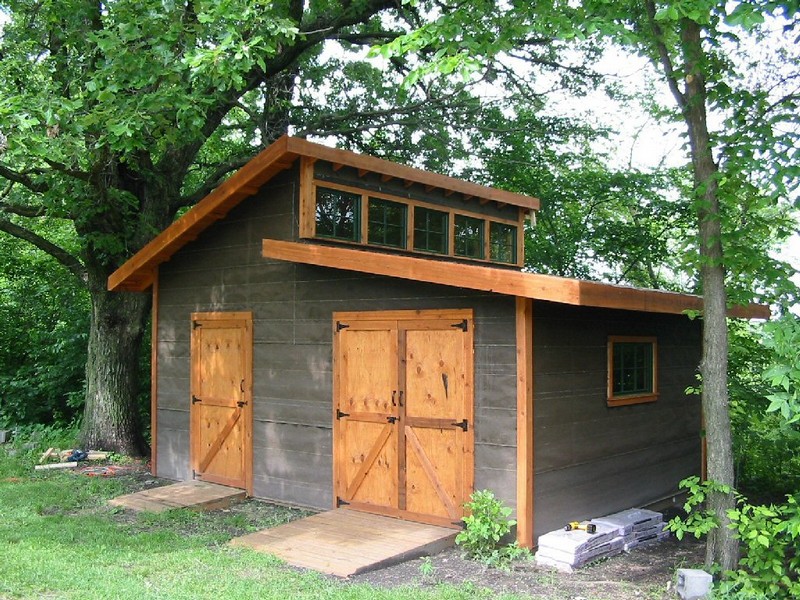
336,497,350,507
193,320,203,329
336,321,350,332
451,319,468,332
336,409,350,419
387,415,398,424
451,418,469,432
192,395,202,404
237,400,248,408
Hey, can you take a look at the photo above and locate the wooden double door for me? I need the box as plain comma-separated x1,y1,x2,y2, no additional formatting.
190,312,253,493
333,309,474,527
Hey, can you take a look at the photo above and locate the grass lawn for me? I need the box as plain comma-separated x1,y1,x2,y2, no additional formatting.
0,450,519,600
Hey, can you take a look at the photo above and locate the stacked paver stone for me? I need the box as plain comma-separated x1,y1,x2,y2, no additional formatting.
535,508,668,572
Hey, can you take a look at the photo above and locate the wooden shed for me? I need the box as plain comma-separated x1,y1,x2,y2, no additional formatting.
109,135,767,547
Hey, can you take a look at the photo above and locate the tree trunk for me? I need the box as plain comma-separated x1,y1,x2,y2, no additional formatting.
79,269,151,456
680,19,739,573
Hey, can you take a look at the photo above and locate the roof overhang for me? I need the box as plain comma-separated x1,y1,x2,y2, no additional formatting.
262,239,770,319
108,135,540,292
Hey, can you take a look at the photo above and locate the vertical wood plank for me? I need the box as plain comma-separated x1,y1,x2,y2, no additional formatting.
516,297,534,548
150,269,159,477
298,156,316,238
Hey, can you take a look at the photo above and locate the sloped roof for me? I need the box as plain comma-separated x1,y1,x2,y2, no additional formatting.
261,239,769,319
108,135,539,292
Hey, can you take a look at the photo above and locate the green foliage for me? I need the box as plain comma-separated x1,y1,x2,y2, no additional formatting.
762,316,800,424
667,477,800,599
728,322,800,497
0,233,89,428
456,489,530,569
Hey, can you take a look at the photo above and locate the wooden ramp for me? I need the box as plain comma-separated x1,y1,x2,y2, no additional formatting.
109,481,246,513
231,508,457,577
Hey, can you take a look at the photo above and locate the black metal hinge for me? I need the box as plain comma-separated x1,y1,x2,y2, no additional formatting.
336,321,350,332
193,321,203,329
336,497,350,507
336,409,350,419
387,416,398,424
451,319,468,332
192,395,202,404
451,419,469,432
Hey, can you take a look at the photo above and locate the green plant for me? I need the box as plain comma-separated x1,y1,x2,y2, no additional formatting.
418,555,436,579
456,489,530,570
666,477,800,599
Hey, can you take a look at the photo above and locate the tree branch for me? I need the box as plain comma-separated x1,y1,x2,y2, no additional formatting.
0,163,49,193
644,0,687,110
0,217,86,280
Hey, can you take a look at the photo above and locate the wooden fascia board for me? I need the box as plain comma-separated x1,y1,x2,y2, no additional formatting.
261,239,769,318
108,137,298,292
284,137,540,211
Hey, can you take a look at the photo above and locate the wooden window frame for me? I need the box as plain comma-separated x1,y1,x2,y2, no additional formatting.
489,221,518,264
367,197,408,249
303,176,524,267
314,186,361,243
413,206,449,255
607,335,659,407
454,214,485,259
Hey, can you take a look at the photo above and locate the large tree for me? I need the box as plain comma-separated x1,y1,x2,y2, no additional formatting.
378,0,799,573
0,0,489,455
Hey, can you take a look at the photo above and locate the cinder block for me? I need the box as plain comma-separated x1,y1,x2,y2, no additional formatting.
676,568,712,600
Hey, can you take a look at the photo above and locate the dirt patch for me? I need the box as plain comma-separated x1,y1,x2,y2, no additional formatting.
349,537,705,599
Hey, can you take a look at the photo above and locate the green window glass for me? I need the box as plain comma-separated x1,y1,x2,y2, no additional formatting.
368,198,407,248
413,207,448,254
454,214,484,259
612,342,654,396
490,222,517,264
315,187,360,242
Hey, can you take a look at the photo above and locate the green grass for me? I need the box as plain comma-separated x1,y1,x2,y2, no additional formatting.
0,450,522,600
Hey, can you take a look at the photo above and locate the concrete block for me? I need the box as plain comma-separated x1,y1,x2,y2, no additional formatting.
676,568,712,600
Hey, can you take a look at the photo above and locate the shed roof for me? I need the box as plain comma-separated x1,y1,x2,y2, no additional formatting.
261,239,769,319
107,135,539,292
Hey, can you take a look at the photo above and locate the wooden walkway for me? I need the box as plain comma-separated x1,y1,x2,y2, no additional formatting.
109,481,246,513
231,508,457,577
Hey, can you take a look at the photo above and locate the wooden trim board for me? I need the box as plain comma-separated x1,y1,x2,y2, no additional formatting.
263,239,769,319
515,297,534,548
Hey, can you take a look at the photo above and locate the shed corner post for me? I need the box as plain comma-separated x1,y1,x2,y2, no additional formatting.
515,297,534,548
150,269,159,477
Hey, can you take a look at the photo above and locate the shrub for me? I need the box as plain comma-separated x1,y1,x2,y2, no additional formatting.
666,476,800,599
455,489,530,569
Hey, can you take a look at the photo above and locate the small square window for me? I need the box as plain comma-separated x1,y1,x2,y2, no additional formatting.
607,336,658,406
368,198,407,248
413,207,449,254
454,214,484,259
490,222,517,264
316,187,360,242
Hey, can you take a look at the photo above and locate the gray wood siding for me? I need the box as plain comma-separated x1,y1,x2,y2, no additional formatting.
532,301,702,540
155,170,519,511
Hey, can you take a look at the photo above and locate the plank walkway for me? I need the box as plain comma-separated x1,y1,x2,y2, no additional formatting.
109,480,246,513
231,508,457,577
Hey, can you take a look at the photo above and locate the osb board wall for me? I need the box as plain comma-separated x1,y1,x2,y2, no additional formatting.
532,300,703,539
154,168,519,512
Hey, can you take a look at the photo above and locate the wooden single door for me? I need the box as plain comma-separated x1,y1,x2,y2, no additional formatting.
190,312,253,492
333,310,474,528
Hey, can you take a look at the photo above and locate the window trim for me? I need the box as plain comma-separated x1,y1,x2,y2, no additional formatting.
607,335,659,407
305,178,524,267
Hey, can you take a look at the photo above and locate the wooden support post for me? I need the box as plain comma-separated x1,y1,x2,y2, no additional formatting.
516,297,534,548
150,271,159,477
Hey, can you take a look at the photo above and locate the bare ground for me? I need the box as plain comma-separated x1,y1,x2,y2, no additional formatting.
98,463,705,600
